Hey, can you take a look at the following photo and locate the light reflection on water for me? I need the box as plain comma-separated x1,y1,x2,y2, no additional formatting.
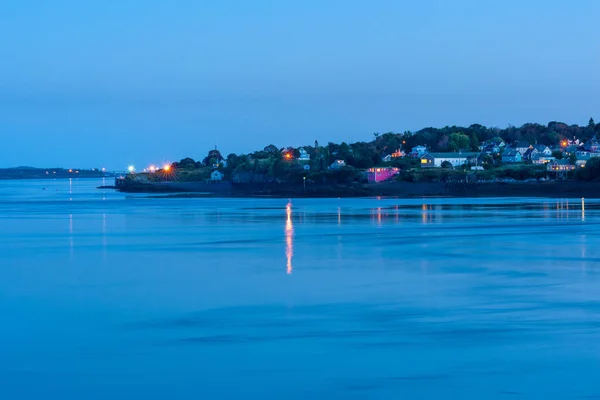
1,180,600,399
285,201,293,275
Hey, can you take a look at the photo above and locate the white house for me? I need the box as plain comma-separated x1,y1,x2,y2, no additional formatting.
411,146,427,157
534,145,552,156
420,152,480,168
298,148,310,161
211,170,224,181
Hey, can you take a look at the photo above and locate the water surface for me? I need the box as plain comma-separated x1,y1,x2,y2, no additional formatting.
1,179,599,399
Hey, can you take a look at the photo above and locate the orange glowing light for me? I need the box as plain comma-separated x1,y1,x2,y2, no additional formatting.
285,153,292,159
163,164,171,172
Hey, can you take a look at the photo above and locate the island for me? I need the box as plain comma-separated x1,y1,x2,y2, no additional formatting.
114,119,600,198
0,167,115,180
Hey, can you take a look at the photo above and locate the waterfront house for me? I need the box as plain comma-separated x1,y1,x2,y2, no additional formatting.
531,153,555,165
298,148,310,161
367,167,400,183
329,160,346,170
482,144,501,155
515,142,531,155
501,150,522,163
584,137,600,152
411,146,427,158
382,154,392,163
534,145,552,156
211,170,224,181
523,147,540,161
547,159,576,172
420,152,480,168
390,149,404,158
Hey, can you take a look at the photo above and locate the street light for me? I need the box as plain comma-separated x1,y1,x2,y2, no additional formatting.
128,165,135,173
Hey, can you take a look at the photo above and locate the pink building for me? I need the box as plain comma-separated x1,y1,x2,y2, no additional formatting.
367,167,400,183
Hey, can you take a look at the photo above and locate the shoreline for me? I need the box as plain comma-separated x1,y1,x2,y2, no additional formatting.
111,180,600,199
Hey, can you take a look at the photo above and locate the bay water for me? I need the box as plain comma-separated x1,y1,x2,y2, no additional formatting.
1,179,599,399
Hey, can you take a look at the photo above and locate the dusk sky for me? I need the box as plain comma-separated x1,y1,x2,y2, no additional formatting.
1,0,599,169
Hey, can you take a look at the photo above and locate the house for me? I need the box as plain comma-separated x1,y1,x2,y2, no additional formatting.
534,145,552,156
531,153,555,165
523,147,540,161
514,142,532,155
482,144,501,155
411,146,427,157
367,167,400,183
502,150,523,163
547,159,576,172
298,148,310,161
329,160,346,170
584,137,600,152
390,149,404,158
213,159,227,168
211,170,224,181
574,152,600,167
382,155,392,163
420,152,480,168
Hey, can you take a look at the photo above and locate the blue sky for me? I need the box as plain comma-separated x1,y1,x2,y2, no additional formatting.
1,0,598,169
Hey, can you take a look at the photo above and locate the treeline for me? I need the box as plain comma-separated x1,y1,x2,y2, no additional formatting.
398,118,598,153
167,119,599,182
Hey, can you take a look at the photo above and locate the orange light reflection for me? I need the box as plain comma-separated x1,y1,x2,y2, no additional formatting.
285,202,294,274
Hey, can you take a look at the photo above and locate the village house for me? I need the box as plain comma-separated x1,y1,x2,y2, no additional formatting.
533,144,552,156
420,152,480,168
298,148,310,161
410,146,427,158
482,144,501,155
210,170,224,181
523,147,540,161
584,137,600,152
390,149,404,158
514,142,532,155
329,160,346,170
547,159,576,172
502,150,523,163
531,153,555,165
383,149,405,162
367,167,400,183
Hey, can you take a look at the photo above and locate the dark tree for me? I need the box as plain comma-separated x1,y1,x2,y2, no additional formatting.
264,144,279,155
578,157,600,181
203,149,223,166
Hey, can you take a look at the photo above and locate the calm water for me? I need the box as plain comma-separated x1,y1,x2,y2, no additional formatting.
1,179,599,399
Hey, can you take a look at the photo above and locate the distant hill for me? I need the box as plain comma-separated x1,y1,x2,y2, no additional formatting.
0,167,114,180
